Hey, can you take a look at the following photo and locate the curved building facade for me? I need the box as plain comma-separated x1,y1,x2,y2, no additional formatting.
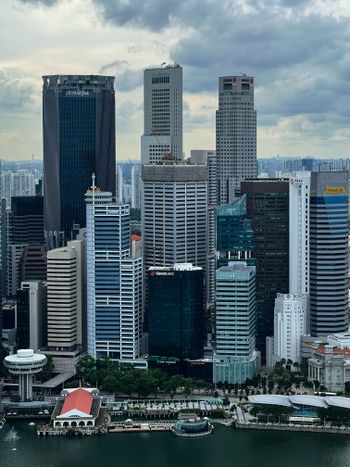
310,172,349,336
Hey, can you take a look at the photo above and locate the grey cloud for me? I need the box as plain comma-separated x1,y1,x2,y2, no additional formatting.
98,59,128,75
98,59,143,92
172,12,348,72
16,0,58,5
0,69,40,112
117,100,141,132
116,68,142,92
91,0,223,31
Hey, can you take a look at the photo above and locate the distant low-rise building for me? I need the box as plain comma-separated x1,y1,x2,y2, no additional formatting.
308,334,350,392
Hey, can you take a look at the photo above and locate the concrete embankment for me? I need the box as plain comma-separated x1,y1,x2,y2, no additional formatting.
236,422,350,435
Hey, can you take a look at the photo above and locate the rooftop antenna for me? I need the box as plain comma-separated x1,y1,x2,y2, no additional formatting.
91,173,96,205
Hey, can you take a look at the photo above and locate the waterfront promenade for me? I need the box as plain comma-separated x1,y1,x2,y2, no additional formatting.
236,420,350,435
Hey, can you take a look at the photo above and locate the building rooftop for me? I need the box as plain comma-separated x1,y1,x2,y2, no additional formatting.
249,394,350,410
248,395,292,407
324,397,350,410
60,388,93,417
289,395,328,408
5,349,46,365
149,263,202,272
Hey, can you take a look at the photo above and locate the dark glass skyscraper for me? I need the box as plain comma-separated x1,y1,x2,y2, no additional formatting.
310,172,349,336
43,75,116,245
10,196,44,245
148,264,205,360
7,196,45,298
216,195,254,267
241,179,289,359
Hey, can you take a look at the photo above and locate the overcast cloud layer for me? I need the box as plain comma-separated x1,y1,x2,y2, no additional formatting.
1,0,350,159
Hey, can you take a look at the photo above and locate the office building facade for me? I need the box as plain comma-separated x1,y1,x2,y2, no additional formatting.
216,195,254,267
216,75,257,204
310,172,349,336
148,263,205,360
45,239,85,372
241,179,289,358
85,187,143,363
267,293,308,367
131,164,141,209
191,150,217,308
43,75,116,246
9,196,44,245
17,281,47,351
142,164,208,272
214,262,259,384
141,64,182,164
289,172,310,296
6,195,45,297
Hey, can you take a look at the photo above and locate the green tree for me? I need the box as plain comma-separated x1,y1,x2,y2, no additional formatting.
76,355,96,384
40,355,54,382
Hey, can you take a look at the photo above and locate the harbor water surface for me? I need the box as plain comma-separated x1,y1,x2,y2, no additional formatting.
1,422,350,467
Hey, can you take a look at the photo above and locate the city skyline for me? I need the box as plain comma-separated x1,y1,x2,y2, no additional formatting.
2,0,350,160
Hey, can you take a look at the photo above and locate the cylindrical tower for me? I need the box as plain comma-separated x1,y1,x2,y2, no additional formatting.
4,349,46,401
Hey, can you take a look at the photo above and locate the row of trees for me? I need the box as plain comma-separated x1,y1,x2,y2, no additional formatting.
75,355,205,398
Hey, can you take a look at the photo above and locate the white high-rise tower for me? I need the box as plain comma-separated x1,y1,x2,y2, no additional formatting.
141,64,182,164
142,164,208,273
216,75,257,204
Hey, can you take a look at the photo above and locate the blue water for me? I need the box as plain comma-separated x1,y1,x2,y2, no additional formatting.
1,422,350,467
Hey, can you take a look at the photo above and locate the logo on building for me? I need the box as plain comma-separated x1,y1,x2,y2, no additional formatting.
325,187,346,194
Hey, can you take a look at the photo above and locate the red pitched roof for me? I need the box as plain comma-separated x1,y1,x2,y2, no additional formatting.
60,388,93,416
131,234,141,241
317,343,350,356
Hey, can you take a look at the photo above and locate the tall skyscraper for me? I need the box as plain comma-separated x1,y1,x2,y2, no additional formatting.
45,239,85,372
289,172,310,296
43,75,116,246
142,164,208,273
241,179,289,358
191,150,217,308
0,197,6,303
267,172,310,366
85,185,143,364
131,164,141,209
310,172,349,336
116,165,123,203
17,281,47,351
6,195,45,297
141,64,182,164
0,162,6,344
148,263,205,360
18,244,47,284
9,196,44,245
216,195,254,266
216,75,257,204
213,262,259,384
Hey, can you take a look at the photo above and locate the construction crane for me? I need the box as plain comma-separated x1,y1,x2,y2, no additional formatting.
150,128,174,162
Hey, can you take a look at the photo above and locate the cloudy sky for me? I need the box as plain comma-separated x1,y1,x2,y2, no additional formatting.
1,0,350,160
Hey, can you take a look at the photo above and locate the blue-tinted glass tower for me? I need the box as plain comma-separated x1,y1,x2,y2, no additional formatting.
310,172,349,336
216,195,254,267
85,185,143,363
43,75,116,246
